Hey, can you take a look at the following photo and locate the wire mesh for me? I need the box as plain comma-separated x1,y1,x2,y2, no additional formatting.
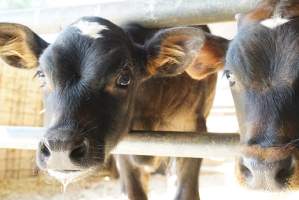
0,61,43,179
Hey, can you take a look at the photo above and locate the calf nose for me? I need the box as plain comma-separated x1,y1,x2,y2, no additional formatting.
238,156,295,190
37,137,88,170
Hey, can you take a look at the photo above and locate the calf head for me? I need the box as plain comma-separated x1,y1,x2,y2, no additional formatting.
183,0,299,192
227,0,299,191
227,19,299,190
0,17,224,177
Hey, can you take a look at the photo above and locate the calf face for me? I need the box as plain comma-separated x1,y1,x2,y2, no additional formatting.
0,17,220,177
226,19,299,191
225,1,299,191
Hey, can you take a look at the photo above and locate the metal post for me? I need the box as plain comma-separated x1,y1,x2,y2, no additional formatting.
0,0,261,34
0,126,239,158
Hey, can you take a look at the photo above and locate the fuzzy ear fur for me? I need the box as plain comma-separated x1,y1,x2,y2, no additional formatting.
146,27,228,80
0,23,48,68
185,33,229,80
146,27,205,77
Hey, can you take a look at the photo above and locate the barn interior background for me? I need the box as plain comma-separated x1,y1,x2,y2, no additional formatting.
0,0,298,200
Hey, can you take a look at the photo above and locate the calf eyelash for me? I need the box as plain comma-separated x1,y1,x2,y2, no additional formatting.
34,70,47,88
116,67,132,88
223,70,236,87
34,70,45,78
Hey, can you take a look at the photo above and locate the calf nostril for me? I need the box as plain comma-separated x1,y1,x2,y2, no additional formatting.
40,142,51,157
70,142,87,161
275,168,291,185
275,157,294,185
240,162,253,179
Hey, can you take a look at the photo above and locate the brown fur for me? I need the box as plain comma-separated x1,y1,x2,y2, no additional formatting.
239,0,299,27
186,35,228,80
0,24,38,68
117,72,217,200
288,152,299,190
147,35,188,75
239,0,276,26
133,72,217,131
277,0,299,19
240,145,295,163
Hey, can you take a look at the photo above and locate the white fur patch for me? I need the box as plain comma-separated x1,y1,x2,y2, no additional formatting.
48,169,83,184
73,20,107,39
47,150,82,170
260,17,290,29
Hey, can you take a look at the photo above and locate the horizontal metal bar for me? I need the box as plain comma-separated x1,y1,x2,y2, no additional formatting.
0,126,240,158
112,131,240,158
0,0,261,34
0,126,44,150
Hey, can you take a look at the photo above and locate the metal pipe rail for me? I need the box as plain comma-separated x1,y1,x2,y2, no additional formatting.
113,131,240,158
0,0,261,34
0,126,240,158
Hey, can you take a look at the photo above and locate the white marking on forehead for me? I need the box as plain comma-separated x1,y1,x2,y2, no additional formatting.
73,20,108,39
260,17,289,29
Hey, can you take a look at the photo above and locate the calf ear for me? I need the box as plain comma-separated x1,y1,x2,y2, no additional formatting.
145,27,228,80
0,23,48,68
185,33,229,80
236,0,276,29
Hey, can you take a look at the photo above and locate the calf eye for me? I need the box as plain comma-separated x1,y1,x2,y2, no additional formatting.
116,69,131,87
35,70,45,78
224,70,236,87
34,70,46,87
